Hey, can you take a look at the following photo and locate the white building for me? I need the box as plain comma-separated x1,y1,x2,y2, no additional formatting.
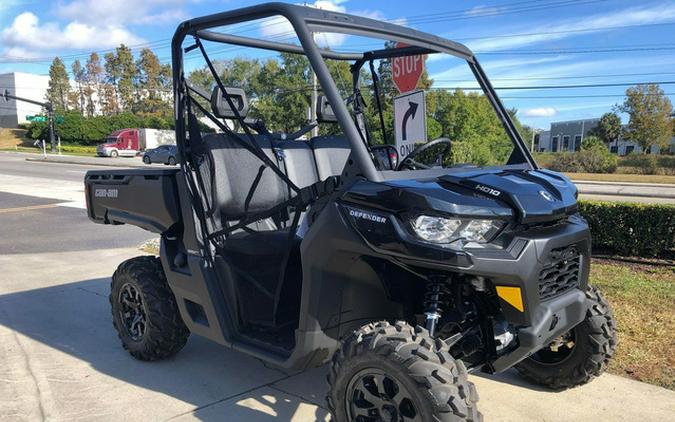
0,72,50,128
539,117,675,155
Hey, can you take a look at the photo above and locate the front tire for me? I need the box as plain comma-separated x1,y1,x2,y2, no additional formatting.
515,285,617,390
110,256,190,361
110,150,119,158
327,321,481,422
143,155,151,164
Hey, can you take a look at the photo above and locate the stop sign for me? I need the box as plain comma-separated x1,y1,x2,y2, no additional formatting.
392,42,425,94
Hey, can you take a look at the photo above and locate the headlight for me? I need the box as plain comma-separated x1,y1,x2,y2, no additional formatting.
459,219,503,243
411,215,461,243
411,215,503,244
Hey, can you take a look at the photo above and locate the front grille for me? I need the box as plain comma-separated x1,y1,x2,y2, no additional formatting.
538,245,581,300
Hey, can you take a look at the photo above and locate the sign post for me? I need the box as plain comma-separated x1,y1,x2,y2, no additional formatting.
394,90,426,158
391,43,427,158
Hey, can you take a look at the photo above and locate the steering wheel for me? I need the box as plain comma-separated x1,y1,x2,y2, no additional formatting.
396,138,452,171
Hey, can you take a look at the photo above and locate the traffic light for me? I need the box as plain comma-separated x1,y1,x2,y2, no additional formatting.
2,89,9,101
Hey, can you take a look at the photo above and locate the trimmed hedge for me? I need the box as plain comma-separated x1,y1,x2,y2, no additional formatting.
25,112,175,145
579,200,675,258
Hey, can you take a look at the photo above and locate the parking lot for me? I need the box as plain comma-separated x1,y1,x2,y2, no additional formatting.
1,154,674,421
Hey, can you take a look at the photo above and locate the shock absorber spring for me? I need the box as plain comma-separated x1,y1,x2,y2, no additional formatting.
424,276,452,337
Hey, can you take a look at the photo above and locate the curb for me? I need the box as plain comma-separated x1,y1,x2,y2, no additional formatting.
25,157,147,168
577,188,675,200
572,180,675,188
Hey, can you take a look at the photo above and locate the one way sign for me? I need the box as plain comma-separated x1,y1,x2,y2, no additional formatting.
393,90,426,158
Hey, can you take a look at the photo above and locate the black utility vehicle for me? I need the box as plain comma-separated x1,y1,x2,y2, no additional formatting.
85,3,616,420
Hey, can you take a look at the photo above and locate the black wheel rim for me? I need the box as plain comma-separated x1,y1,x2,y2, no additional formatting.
118,283,147,341
530,328,577,365
346,368,421,422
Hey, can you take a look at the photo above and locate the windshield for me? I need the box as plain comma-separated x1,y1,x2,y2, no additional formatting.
178,10,531,174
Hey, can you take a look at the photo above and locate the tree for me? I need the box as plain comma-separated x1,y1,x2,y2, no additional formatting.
71,59,86,113
46,57,70,112
617,84,673,152
115,44,137,112
103,52,121,114
84,52,103,116
591,112,622,149
135,48,171,116
581,135,605,151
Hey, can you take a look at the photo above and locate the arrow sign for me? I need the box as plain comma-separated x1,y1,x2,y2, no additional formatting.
401,101,418,140
394,90,426,158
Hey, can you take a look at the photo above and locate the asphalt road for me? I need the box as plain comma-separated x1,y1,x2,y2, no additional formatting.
1,151,674,421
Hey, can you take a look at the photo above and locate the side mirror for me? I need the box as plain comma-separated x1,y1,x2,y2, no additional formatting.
210,86,249,119
316,95,338,123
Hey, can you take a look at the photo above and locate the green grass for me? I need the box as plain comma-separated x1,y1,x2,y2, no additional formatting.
590,260,675,389
0,145,97,157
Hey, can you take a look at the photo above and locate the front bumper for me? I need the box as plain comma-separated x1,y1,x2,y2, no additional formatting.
96,147,110,157
343,203,591,372
461,217,592,372
491,288,587,372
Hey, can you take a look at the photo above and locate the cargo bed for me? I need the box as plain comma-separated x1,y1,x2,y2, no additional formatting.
85,168,181,234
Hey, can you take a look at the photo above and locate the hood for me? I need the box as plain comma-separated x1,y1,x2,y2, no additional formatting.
439,169,578,224
341,169,578,225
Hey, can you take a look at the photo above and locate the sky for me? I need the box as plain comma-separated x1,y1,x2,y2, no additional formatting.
1,0,674,129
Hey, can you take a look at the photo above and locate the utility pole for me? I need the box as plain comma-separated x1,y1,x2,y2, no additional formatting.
311,70,318,137
3,89,56,152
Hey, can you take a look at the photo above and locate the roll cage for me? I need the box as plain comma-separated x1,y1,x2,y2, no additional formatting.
171,1,537,254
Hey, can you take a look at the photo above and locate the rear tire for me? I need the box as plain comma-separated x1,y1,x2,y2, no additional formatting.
110,256,190,361
515,285,616,390
168,156,176,165
327,321,482,422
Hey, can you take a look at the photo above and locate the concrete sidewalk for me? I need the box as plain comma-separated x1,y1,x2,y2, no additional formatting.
1,246,674,421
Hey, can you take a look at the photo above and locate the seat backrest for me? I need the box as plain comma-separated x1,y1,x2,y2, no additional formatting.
274,140,320,189
202,133,286,221
309,135,351,180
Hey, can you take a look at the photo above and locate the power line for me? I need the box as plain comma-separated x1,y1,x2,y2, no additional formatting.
500,93,675,99
434,71,675,82
477,44,675,55
433,81,675,91
0,0,609,64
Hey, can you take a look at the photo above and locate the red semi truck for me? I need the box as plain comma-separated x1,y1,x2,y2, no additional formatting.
96,128,175,158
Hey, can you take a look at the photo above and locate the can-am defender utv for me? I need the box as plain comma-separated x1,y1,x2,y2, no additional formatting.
84,3,616,420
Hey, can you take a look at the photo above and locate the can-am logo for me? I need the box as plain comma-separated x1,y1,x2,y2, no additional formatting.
349,209,387,224
94,188,118,198
475,184,501,197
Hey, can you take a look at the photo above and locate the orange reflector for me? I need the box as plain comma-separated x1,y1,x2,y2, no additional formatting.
495,286,524,312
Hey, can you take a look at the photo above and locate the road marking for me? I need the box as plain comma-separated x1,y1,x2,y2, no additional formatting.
0,203,60,214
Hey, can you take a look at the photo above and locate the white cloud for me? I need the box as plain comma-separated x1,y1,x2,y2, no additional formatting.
0,12,144,54
57,0,189,26
258,1,349,47
464,4,675,52
430,56,568,85
465,6,501,17
521,107,557,117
